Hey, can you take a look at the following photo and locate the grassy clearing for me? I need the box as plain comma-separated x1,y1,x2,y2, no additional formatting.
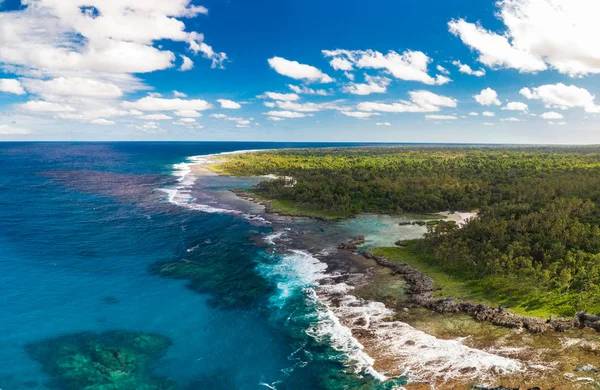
372,246,600,318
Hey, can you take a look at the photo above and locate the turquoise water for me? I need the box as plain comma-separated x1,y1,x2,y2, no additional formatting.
0,142,402,390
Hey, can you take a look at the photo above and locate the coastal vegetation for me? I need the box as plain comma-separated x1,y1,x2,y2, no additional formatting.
213,146,600,317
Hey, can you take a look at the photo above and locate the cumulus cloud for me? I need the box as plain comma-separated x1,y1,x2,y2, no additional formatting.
180,55,194,71
483,122,495,126
376,122,391,126
448,0,600,76
482,111,495,117
436,65,450,75
268,57,334,83
342,75,391,95
541,111,564,119
501,117,522,122
174,110,202,117
502,101,528,111
20,101,76,112
519,83,600,112
140,114,173,120
22,77,123,99
217,99,241,109
173,91,187,98
0,79,26,95
287,84,332,96
261,92,300,101
452,61,486,77
0,0,225,78
264,111,312,119
340,111,380,119
357,90,457,113
323,49,450,85
265,100,348,113
469,112,479,116
474,88,501,106
122,96,212,111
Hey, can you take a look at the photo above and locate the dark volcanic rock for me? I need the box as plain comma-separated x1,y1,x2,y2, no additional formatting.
360,249,593,334
338,236,366,251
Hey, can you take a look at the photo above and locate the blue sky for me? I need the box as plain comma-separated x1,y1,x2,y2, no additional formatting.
1,0,600,143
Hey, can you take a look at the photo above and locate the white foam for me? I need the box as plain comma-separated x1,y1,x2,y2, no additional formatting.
316,278,526,385
161,150,270,224
257,248,387,381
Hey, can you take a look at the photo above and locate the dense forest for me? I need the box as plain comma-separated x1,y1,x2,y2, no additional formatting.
213,146,600,315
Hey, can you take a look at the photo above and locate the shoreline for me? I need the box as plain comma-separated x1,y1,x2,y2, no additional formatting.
180,150,600,388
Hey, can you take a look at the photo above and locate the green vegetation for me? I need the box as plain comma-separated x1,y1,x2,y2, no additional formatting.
215,146,600,316
27,331,177,390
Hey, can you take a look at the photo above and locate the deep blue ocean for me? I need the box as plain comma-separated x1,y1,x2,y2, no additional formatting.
0,142,405,390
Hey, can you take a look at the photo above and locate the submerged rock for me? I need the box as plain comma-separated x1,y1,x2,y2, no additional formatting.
26,330,177,390
575,364,598,373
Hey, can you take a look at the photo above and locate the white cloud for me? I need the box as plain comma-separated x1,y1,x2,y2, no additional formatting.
541,111,564,119
343,75,391,95
90,118,116,125
451,60,486,77
122,96,212,111
0,125,31,134
483,122,495,126
180,55,194,71
436,65,450,75
267,116,285,121
173,91,187,98
23,77,123,99
261,92,300,101
210,114,227,119
264,111,312,118
549,121,567,125
358,90,457,113
426,114,457,120
288,84,331,96
323,49,450,85
266,100,348,113
519,83,600,112
268,57,334,83
329,57,354,71
217,99,241,109
501,117,522,122
174,110,202,117
20,100,76,112
0,0,226,79
341,111,380,119
474,88,501,106
0,79,25,95
469,112,479,116
140,114,173,120
482,111,495,117
448,0,600,76
502,101,528,112
376,122,391,126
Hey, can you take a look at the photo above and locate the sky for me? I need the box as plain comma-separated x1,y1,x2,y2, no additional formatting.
1,0,600,143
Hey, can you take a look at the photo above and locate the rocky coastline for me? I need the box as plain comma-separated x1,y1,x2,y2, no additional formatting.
355,247,600,334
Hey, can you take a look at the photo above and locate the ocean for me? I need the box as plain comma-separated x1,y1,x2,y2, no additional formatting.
0,142,404,390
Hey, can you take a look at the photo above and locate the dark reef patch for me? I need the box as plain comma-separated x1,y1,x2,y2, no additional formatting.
27,330,178,390
149,255,273,310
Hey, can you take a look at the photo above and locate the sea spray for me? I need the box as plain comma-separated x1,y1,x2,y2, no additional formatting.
257,246,389,382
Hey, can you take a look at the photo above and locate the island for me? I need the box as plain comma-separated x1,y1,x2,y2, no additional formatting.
209,145,600,322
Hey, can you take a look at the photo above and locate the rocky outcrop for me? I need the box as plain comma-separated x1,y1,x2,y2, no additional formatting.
338,236,366,251
360,249,598,334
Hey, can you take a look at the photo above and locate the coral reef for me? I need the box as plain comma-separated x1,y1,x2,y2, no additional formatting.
27,330,177,390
